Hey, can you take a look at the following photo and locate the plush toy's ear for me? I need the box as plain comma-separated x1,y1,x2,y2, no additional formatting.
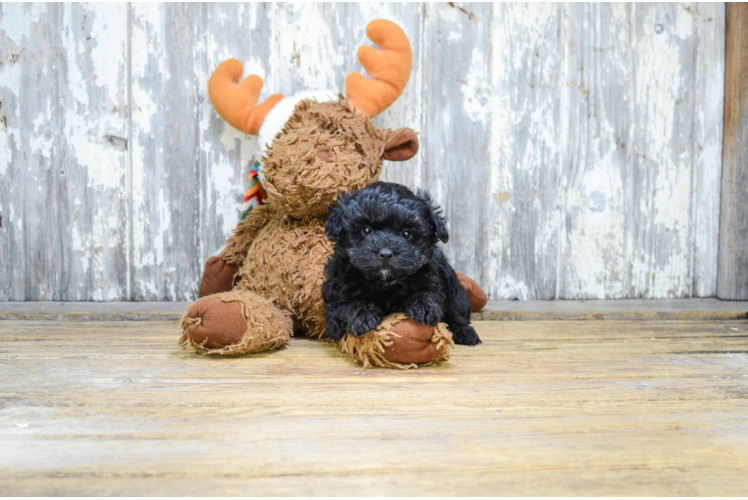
416,190,448,243
325,202,346,242
383,129,419,161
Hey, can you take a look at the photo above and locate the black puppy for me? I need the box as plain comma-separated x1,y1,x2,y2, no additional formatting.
322,181,481,346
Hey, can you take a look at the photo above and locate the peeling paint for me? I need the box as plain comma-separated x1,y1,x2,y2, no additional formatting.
461,48,489,123
1,3,43,46
0,124,11,176
0,2,726,301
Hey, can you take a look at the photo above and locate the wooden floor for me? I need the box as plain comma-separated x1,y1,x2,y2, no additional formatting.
2,319,748,496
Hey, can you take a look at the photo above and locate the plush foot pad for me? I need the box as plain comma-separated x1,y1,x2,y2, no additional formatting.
455,272,488,312
198,256,240,298
182,296,247,349
180,291,292,355
337,313,454,369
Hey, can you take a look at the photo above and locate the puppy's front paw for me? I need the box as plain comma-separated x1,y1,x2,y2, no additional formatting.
405,298,442,326
324,322,346,341
451,324,481,346
348,304,383,337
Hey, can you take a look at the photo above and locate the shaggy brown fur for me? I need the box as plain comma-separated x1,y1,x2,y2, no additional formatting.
261,98,409,219
180,290,293,355
181,98,452,367
220,204,275,266
336,313,453,369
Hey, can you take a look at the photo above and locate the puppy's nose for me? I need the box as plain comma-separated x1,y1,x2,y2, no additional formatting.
378,248,394,260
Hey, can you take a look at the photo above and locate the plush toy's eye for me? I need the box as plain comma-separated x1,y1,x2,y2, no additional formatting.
401,230,412,240
362,226,372,236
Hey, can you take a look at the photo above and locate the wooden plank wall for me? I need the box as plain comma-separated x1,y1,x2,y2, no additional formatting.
0,3,726,301
718,3,748,300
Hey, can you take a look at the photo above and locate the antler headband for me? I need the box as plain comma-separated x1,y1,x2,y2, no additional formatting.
208,19,412,139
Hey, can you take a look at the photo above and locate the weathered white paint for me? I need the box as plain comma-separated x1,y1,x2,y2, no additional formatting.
553,3,724,300
692,3,725,298
0,3,726,301
489,3,563,300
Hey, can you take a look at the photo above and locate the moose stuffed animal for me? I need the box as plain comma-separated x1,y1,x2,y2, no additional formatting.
180,19,487,368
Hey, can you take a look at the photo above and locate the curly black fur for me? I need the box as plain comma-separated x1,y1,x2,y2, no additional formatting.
322,181,481,346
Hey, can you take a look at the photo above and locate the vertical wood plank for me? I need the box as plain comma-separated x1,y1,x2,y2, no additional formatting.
196,3,273,267
0,4,31,299
626,3,702,299
691,3,725,297
488,3,562,300
558,3,635,299
58,3,129,300
559,3,722,299
129,4,202,300
0,4,61,300
0,3,129,301
273,3,344,97
718,3,748,300
421,2,492,288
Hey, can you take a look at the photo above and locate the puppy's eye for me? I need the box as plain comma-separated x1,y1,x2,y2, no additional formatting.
401,230,412,240
362,226,372,236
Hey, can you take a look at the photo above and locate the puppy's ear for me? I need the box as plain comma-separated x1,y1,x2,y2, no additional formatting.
325,194,350,241
417,190,449,243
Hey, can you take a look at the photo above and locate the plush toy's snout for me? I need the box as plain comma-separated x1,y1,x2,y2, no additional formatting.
316,146,335,163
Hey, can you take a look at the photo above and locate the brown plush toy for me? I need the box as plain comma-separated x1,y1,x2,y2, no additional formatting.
181,19,487,368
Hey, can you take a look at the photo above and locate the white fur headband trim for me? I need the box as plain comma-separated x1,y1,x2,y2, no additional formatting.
258,90,338,152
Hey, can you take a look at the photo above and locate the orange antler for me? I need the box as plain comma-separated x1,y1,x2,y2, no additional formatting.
346,19,412,118
208,59,284,135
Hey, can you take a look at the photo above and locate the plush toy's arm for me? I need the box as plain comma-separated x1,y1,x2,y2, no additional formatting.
199,205,275,298
219,204,274,266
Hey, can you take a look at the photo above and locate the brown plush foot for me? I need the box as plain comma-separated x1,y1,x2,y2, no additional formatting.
184,296,247,349
456,272,488,312
198,256,240,298
383,319,449,364
180,290,293,355
337,313,454,369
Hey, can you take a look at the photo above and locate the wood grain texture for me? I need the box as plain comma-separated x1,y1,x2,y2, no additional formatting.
60,4,130,302
422,2,492,291
2,319,748,495
0,3,727,301
718,3,748,300
129,4,203,300
0,4,130,300
196,3,273,269
559,3,725,300
0,3,59,301
489,3,563,300
693,4,726,297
